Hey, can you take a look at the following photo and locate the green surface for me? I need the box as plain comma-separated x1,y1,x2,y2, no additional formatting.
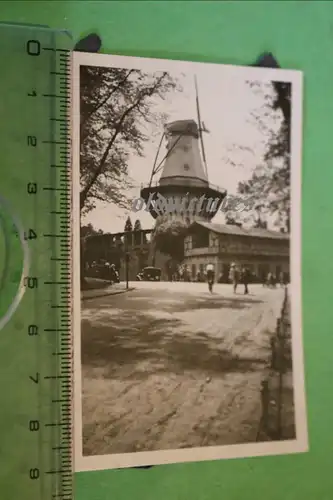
0,23,72,500
1,1,333,499
0,195,25,328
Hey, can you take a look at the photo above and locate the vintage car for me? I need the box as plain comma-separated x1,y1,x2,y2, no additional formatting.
137,266,161,281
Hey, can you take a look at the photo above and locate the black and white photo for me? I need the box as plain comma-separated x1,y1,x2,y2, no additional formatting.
72,52,307,471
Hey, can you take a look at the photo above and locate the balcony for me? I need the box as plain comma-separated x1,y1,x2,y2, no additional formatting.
185,244,289,258
185,247,218,257
218,243,289,257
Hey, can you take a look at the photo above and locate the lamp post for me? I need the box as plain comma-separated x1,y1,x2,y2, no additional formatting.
124,234,129,290
125,252,129,290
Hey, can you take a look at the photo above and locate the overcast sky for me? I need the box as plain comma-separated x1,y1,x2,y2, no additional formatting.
83,64,280,233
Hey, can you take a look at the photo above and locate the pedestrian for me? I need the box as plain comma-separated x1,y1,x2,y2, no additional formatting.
229,263,239,293
267,271,273,288
205,263,215,292
241,266,250,295
109,263,116,283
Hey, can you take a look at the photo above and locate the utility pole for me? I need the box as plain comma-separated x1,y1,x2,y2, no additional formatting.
124,234,129,290
125,253,129,289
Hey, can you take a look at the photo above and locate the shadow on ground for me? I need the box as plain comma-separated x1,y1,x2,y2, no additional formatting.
124,290,263,314
82,305,267,378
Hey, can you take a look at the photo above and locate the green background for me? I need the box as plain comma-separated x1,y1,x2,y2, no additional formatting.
1,1,332,499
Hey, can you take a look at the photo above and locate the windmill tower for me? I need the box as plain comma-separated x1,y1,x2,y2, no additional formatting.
140,77,227,224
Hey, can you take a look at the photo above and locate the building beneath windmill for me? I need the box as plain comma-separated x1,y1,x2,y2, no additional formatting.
139,118,290,282
84,116,290,282
140,119,227,224
138,118,227,275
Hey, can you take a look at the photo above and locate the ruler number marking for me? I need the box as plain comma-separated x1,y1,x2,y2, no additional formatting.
27,183,37,194
28,325,39,336
29,420,40,431
29,468,40,480
29,372,39,384
24,229,37,240
26,40,41,57
27,90,37,97
24,277,38,289
27,135,37,147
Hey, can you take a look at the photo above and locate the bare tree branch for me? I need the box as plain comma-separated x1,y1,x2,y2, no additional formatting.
80,73,168,211
80,70,134,136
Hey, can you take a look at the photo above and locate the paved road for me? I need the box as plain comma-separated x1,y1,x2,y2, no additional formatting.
81,282,285,456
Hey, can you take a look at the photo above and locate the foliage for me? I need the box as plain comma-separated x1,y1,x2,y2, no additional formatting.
152,217,188,262
80,224,108,286
81,223,104,239
133,218,147,245
253,214,268,229
80,66,179,215
124,216,133,232
237,81,291,232
225,212,242,227
133,219,142,231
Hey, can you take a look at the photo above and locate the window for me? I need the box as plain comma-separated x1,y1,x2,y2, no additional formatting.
210,235,218,247
192,229,209,249
258,264,270,281
222,264,229,277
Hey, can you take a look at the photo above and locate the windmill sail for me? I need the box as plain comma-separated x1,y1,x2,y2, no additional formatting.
194,75,208,177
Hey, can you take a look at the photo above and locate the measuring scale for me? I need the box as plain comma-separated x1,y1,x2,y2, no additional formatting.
0,23,73,500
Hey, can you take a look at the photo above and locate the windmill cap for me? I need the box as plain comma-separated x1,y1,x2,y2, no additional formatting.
165,119,199,138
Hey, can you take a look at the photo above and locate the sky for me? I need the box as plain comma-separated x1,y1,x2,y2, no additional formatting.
83,63,280,234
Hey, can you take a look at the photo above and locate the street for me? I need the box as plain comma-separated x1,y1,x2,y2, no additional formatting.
80,282,285,457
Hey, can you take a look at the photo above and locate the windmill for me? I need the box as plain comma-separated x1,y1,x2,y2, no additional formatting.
194,75,209,177
147,76,210,187
141,76,227,222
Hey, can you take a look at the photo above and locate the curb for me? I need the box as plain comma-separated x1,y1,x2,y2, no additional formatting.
81,287,136,301
256,287,291,441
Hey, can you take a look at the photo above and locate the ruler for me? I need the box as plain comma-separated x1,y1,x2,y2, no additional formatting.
0,24,72,500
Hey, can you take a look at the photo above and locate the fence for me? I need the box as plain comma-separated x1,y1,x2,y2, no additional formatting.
257,286,294,441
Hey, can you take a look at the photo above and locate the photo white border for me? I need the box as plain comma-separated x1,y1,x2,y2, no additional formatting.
72,51,308,472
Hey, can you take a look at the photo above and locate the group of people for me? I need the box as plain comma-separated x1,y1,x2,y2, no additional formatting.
228,263,251,294
264,271,286,288
88,260,120,284
205,262,251,294
204,262,288,294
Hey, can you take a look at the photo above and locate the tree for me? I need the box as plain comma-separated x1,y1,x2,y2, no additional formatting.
252,205,268,229
225,212,242,227
133,219,142,231
80,66,179,215
81,223,104,238
124,216,133,232
80,224,104,289
133,218,146,245
237,81,291,232
153,218,188,263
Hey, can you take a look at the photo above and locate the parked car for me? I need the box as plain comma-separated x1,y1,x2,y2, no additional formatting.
139,266,161,281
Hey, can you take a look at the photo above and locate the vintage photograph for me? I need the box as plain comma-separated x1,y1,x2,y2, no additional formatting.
72,52,307,471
